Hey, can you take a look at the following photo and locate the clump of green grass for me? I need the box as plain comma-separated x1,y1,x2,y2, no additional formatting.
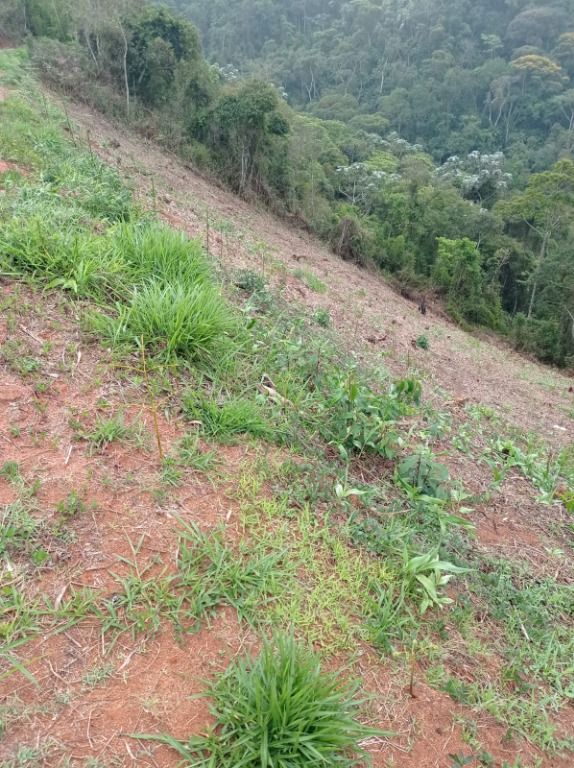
0,501,42,558
0,461,23,485
160,456,183,487
99,523,288,642
294,268,327,294
178,433,219,472
415,334,429,350
182,390,272,442
177,522,288,624
84,413,133,451
0,90,238,368
110,221,211,288
140,634,380,768
98,281,233,362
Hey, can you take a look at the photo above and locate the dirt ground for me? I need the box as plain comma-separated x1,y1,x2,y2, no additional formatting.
1,288,567,768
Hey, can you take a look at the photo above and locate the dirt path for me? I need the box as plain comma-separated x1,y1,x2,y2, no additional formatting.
61,99,574,449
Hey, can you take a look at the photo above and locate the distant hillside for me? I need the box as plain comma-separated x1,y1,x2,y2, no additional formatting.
163,1,574,166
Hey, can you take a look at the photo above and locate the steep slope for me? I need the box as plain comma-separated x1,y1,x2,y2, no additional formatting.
1,54,574,768
65,98,573,447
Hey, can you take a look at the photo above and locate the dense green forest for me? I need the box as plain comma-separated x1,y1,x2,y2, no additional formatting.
164,0,574,168
1,0,574,365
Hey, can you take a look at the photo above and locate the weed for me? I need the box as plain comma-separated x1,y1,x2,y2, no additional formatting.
137,634,382,767
99,525,288,643
313,307,330,327
33,380,50,395
397,453,450,500
0,340,41,377
415,334,429,350
55,490,86,520
2,743,57,768
488,437,570,502
83,663,114,688
235,269,266,294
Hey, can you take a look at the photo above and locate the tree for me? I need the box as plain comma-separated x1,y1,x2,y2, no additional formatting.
127,7,202,107
510,54,563,80
0,0,26,38
552,89,574,135
499,159,574,319
432,237,494,324
506,6,566,50
204,80,290,195
553,31,574,76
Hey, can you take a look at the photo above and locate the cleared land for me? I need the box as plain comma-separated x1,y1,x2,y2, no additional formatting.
1,49,573,768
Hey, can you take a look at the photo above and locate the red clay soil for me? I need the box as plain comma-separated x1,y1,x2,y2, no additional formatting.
1,269,571,768
0,285,251,766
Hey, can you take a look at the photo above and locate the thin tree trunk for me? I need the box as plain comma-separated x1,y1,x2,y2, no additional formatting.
118,18,130,118
527,230,549,319
85,32,99,71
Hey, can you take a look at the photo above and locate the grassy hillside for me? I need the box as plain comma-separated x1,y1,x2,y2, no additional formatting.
1,47,574,768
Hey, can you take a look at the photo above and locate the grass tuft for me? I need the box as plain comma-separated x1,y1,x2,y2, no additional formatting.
140,633,381,767
96,281,232,362
182,390,272,441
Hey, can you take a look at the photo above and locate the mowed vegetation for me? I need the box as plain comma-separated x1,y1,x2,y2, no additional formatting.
1,48,574,768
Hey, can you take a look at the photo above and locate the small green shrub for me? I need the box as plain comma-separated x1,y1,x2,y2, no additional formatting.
397,454,450,500
317,372,421,459
55,490,86,519
235,269,266,294
313,308,330,327
143,634,379,767
415,334,429,350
